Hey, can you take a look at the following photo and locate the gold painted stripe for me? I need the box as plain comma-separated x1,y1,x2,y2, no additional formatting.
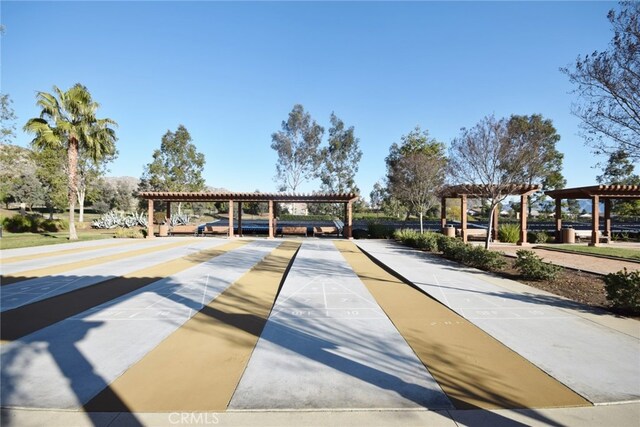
1,239,141,264
84,241,300,412
0,241,249,341
1,238,201,286
335,241,590,410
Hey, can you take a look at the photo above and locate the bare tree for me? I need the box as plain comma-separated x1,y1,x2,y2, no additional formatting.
448,115,531,249
386,127,446,233
271,104,324,192
561,1,640,160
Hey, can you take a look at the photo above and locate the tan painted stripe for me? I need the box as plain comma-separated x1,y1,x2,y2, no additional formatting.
0,241,249,341
1,238,201,286
1,239,142,264
84,241,300,413
335,241,590,410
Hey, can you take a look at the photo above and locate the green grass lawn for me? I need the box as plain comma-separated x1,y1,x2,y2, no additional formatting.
542,245,640,261
1,230,114,250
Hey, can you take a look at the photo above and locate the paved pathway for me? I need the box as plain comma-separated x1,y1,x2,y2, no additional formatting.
489,242,639,275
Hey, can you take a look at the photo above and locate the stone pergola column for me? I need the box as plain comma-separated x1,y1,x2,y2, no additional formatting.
604,199,612,243
555,198,562,243
460,195,467,243
147,199,154,239
228,200,234,238
440,197,447,230
268,200,274,239
590,195,600,246
517,194,528,245
238,202,243,237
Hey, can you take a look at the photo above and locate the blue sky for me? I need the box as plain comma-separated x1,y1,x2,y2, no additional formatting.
2,1,624,200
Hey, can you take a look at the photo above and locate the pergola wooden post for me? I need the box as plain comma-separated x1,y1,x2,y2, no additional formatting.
345,201,353,239
555,198,563,243
546,185,640,246
440,197,447,229
439,185,541,245
460,195,468,243
228,200,234,238
166,202,171,223
590,195,600,246
518,194,528,245
147,199,154,239
237,202,243,237
268,200,274,239
604,199,612,242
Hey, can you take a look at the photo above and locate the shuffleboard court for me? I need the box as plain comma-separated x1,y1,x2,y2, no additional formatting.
0,239,228,312
1,238,203,286
0,239,281,409
228,240,453,410
1,237,173,274
356,240,640,405
0,237,139,259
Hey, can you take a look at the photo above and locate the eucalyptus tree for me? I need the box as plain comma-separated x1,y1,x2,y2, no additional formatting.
139,125,205,214
271,104,324,192
24,84,117,240
1,93,17,144
318,113,362,194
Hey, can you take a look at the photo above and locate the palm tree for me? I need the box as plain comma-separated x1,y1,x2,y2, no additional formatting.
24,84,117,240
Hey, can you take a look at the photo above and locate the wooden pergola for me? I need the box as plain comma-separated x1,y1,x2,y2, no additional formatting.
439,184,541,244
138,191,359,239
545,185,640,246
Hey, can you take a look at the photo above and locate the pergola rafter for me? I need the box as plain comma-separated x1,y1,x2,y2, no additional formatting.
138,191,359,239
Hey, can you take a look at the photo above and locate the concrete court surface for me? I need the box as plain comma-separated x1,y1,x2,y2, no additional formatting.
1,237,639,426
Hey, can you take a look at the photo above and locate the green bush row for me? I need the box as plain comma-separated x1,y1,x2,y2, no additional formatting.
604,268,640,314
367,221,395,239
394,229,506,272
2,214,68,233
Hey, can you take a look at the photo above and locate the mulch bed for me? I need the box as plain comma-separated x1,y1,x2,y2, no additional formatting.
496,256,639,319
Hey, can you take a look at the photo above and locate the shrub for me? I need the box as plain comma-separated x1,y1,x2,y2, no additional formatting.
527,230,550,244
114,227,145,239
2,214,42,233
41,218,68,232
367,221,394,239
604,268,640,314
498,223,520,243
514,250,561,280
352,229,368,239
415,232,439,252
462,245,507,271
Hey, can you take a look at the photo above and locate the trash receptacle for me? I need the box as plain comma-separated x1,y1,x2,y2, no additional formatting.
443,225,456,238
159,224,169,237
562,227,575,244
